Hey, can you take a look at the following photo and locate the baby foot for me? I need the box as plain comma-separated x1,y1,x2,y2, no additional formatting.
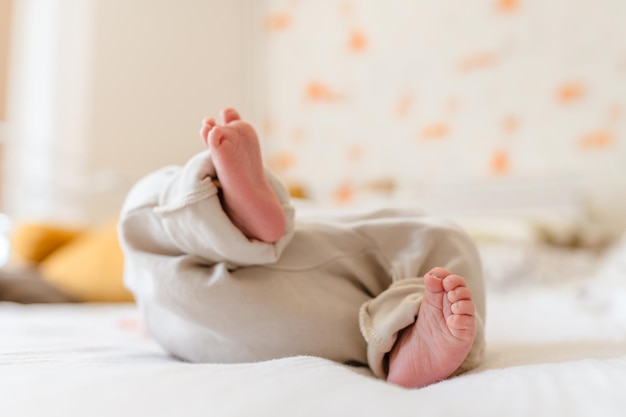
200,108,286,243
387,267,477,388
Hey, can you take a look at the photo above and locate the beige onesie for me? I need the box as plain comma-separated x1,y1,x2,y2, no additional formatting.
118,150,485,379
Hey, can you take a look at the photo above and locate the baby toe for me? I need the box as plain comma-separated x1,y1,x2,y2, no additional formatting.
443,274,467,292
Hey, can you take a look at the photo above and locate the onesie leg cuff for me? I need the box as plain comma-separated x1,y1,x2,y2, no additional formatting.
359,278,424,379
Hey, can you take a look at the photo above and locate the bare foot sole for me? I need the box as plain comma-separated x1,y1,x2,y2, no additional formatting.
200,108,286,243
387,267,477,388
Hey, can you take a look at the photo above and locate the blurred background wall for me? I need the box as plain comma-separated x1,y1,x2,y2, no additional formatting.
1,0,625,235
260,0,626,229
2,0,259,223
0,0,11,210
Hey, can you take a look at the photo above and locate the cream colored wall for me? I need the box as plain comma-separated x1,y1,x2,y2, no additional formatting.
83,0,259,220
5,0,259,223
0,0,9,120
87,0,256,182
0,0,12,210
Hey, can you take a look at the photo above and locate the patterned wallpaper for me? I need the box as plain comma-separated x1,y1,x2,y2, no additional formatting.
257,0,626,214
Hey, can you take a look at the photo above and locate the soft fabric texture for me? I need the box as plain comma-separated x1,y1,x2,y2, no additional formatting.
118,149,485,378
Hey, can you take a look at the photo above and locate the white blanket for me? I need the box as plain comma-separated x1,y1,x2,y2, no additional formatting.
2,238,626,417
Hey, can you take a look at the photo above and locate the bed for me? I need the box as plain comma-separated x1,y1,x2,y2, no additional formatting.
1,224,626,417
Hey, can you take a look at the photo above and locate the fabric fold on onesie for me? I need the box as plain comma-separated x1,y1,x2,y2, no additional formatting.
122,149,296,267
359,278,424,378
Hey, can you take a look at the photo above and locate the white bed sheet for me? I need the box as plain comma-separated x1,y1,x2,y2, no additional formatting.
2,238,626,417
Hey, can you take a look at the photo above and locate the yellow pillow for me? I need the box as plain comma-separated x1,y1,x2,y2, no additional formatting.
11,220,132,303
12,223,84,263
39,219,133,302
